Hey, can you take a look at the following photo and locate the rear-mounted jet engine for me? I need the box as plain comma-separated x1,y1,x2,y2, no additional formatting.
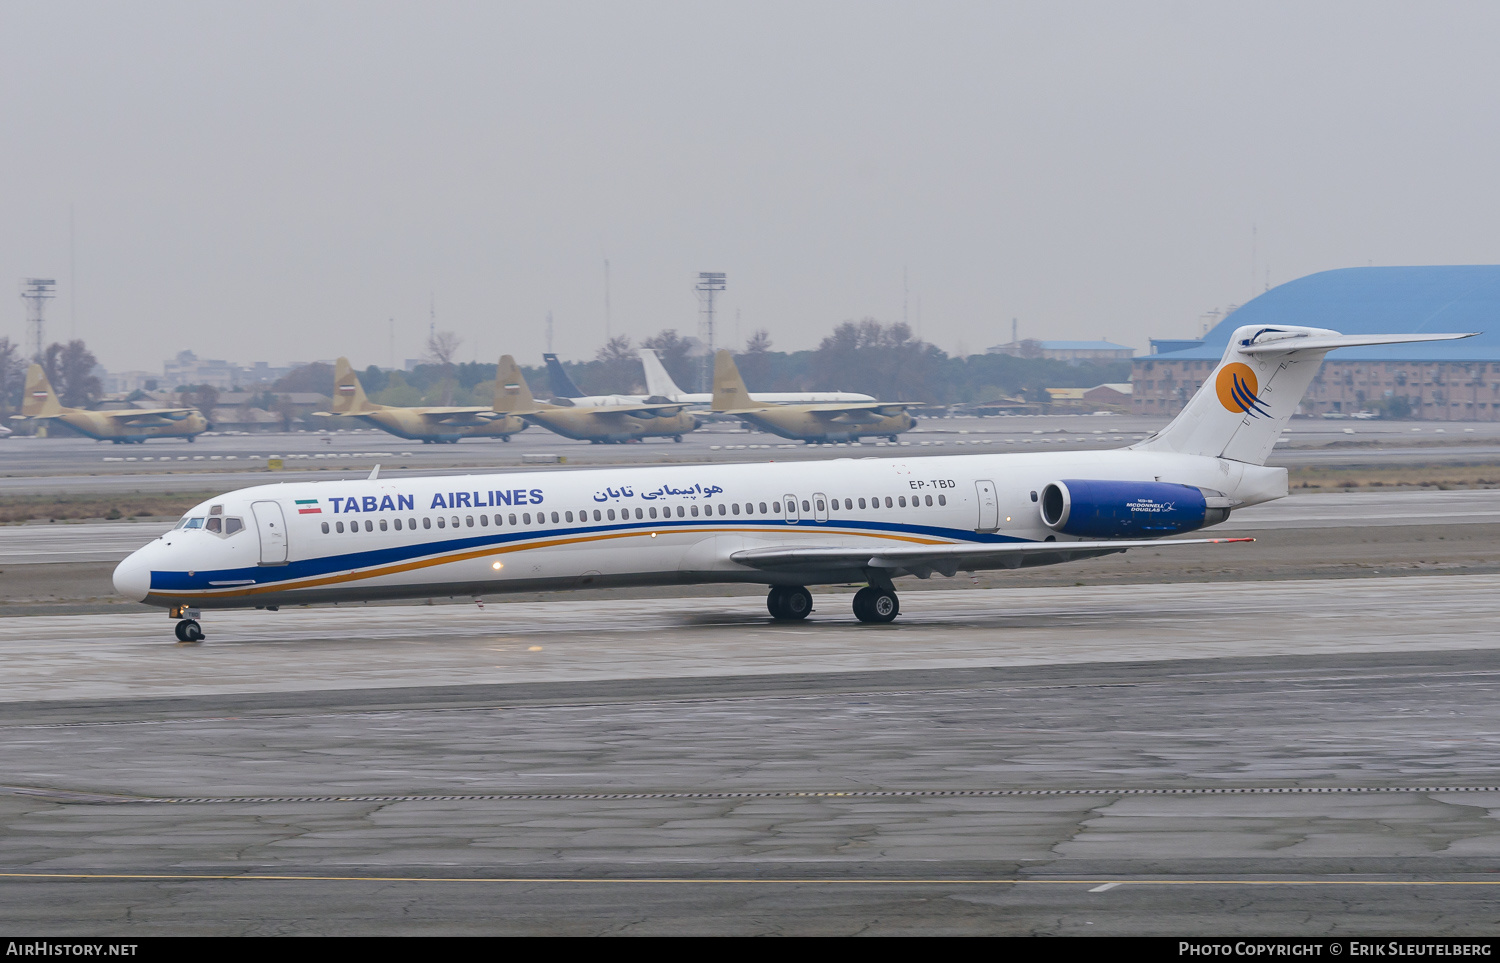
1039,479,1236,539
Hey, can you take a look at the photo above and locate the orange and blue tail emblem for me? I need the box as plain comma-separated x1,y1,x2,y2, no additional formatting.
1215,363,1271,418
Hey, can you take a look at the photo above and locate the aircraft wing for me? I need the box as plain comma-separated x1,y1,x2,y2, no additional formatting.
588,403,690,420
802,402,917,422
731,536,1252,573
104,408,198,425
1238,331,1477,357
417,407,508,425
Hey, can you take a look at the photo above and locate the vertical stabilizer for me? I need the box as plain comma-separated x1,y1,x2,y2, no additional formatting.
542,353,586,399
332,358,375,414
22,364,65,417
1134,325,1476,465
495,356,540,413
711,350,755,412
639,348,687,398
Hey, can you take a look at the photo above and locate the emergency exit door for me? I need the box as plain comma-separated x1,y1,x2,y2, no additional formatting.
253,500,289,565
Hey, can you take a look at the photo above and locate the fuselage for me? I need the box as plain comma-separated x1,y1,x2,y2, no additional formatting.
734,408,917,443
113,449,1285,611
350,408,526,443
46,409,210,443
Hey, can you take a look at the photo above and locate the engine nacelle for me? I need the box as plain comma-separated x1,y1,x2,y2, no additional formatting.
1039,479,1232,539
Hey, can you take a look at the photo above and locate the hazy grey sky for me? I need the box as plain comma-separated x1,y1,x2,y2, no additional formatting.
4,1,1500,372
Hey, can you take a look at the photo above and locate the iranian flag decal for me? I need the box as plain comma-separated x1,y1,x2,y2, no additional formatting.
295,499,322,515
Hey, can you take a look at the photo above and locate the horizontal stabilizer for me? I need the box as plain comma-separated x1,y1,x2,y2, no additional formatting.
1239,331,1477,357
731,536,1253,571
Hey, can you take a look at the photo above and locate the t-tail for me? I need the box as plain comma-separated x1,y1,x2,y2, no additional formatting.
21,364,65,418
1134,325,1477,465
542,353,586,399
331,358,375,415
640,348,687,398
711,349,755,412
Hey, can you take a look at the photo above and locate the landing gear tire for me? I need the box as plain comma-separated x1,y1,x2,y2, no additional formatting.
852,586,899,623
174,619,204,643
673,435,683,442
767,585,813,621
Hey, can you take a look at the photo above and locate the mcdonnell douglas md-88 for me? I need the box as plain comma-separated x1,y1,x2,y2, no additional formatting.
14,365,209,443
113,324,1471,642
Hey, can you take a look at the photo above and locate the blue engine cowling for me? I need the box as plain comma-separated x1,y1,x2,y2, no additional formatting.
1039,479,1228,539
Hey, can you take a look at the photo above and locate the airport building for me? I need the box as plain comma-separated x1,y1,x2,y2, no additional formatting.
1135,265,1500,420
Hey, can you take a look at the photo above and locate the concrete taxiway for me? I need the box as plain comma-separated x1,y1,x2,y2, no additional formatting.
2,570,1500,934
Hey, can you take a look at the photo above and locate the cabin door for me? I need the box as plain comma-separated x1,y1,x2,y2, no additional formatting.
974,480,999,533
252,500,289,565
812,493,829,523
782,494,800,524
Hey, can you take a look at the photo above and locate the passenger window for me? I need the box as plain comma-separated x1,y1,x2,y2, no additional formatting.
690,505,699,517
409,517,416,528
772,501,780,514
731,503,740,515
321,522,329,534
925,495,933,506
605,509,614,521
380,519,388,531
816,498,825,513
394,518,403,531
566,511,574,523
676,506,685,517
479,515,488,526
718,504,727,516
423,517,432,530
509,514,517,525
466,516,474,527
205,517,222,534
899,496,907,508
593,510,601,521
437,517,445,529
938,494,946,506
336,521,345,533
551,512,559,523
649,507,657,519
884,497,893,508
801,500,810,513
365,520,374,532
759,502,767,514
451,516,459,528
859,498,866,509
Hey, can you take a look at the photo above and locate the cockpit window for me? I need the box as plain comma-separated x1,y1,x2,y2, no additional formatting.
225,518,244,535
205,517,222,534
184,517,205,529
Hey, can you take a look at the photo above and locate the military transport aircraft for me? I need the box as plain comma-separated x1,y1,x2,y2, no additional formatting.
113,324,1473,642
710,350,918,444
495,355,697,443
13,364,208,443
639,348,875,405
315,357,526,443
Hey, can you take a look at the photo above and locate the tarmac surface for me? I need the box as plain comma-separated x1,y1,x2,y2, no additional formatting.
4,463,1500,933
7,416,1500,495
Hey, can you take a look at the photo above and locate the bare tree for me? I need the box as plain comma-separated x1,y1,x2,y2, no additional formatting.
738,329,774,389
0,337,24,416
587,335,640,394
42,340,103,408
426,330,463,405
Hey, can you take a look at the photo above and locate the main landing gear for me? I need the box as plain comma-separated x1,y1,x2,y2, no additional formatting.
852,586,899,623
766,585,813,621
766,585,902,623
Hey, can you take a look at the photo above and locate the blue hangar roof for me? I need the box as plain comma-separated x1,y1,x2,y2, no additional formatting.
1153,265,1500,362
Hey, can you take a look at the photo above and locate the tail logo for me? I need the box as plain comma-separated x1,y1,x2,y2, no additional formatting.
1216,363,1271,418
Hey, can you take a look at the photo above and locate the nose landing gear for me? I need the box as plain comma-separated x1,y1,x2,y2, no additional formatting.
174,619,204,643
169,605,205,643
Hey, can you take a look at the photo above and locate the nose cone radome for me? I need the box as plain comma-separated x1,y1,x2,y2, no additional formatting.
112,551,151,602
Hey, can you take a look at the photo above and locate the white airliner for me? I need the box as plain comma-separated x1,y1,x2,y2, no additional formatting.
114,325,1471,642
638,348,875,404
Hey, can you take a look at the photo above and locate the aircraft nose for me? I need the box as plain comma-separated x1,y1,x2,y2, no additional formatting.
112,551,151,602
